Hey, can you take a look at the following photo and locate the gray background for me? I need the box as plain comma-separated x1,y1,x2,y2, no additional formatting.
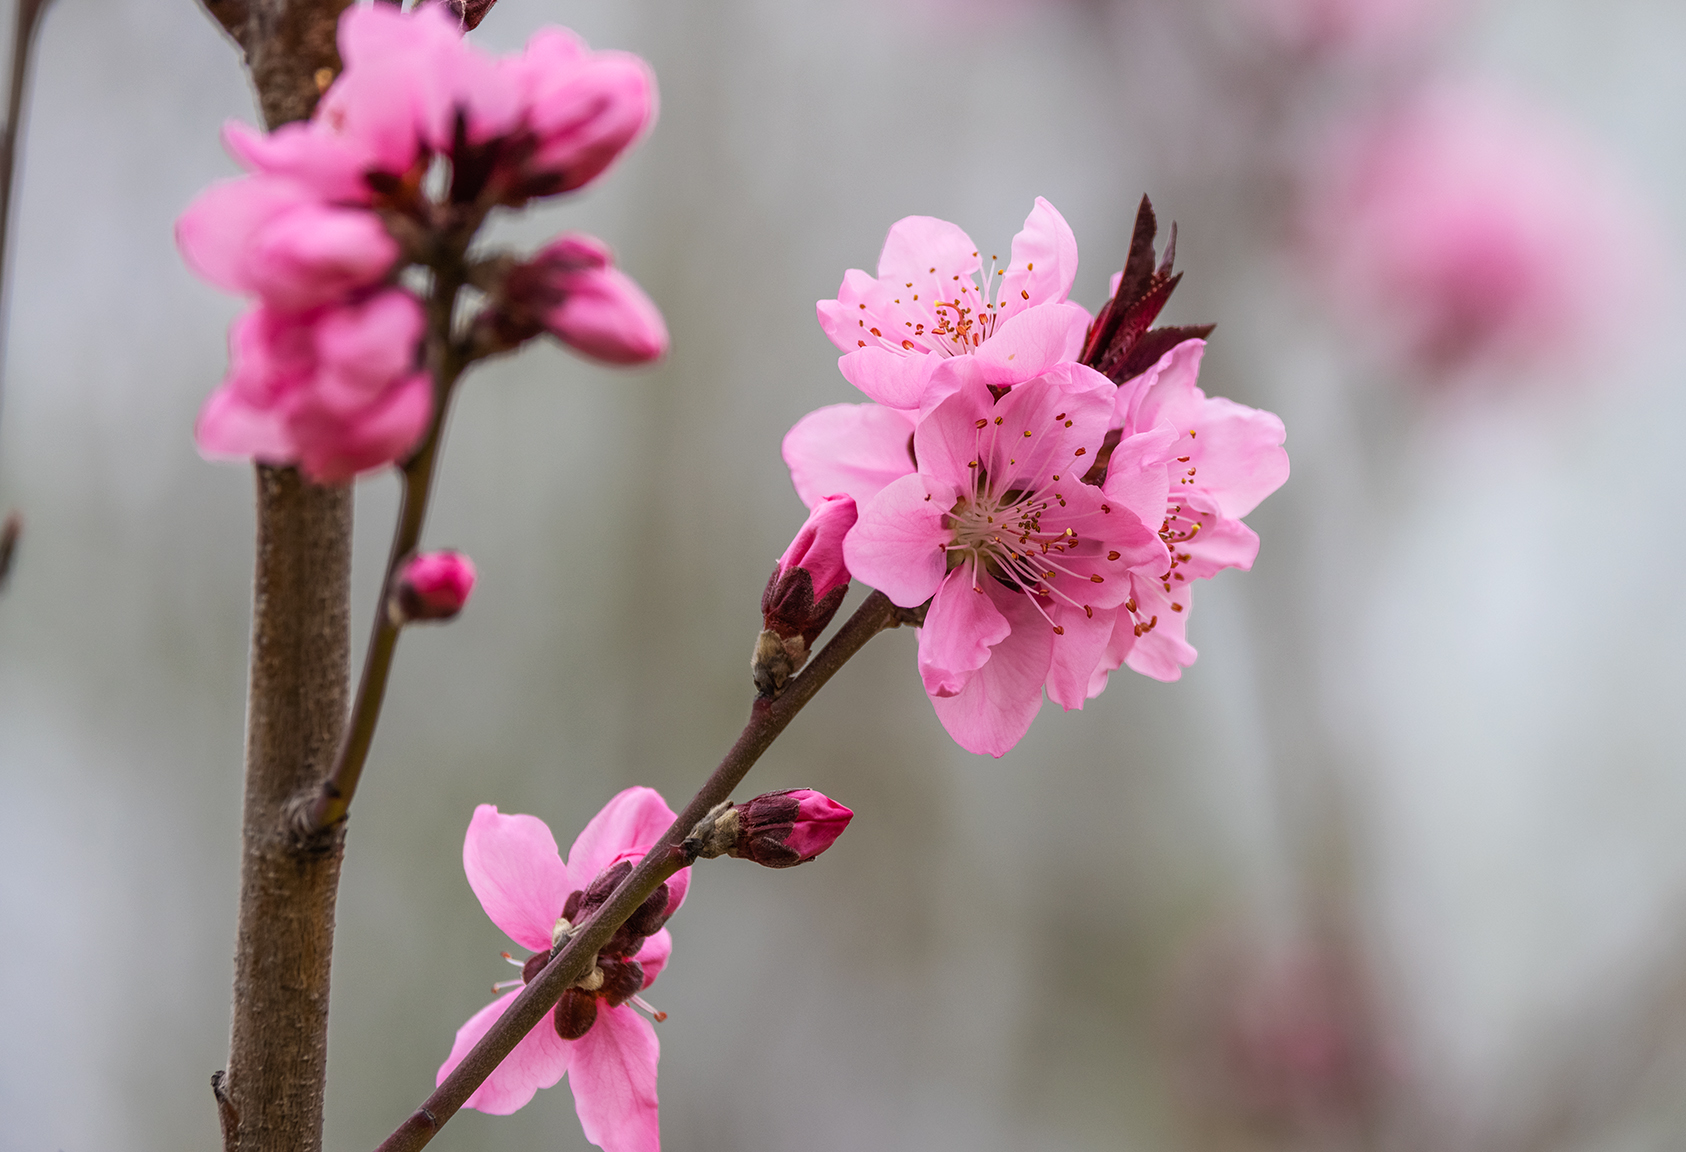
3,0,1685,1149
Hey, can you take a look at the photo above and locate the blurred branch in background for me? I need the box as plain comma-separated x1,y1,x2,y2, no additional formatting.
0,0,55,595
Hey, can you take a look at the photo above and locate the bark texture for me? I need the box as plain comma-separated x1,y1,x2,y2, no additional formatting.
203,7,356,1145
225,467,352,1152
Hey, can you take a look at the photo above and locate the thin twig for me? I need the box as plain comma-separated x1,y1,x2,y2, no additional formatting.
374,589,908,1152
297,263,468,838
0,0,53,595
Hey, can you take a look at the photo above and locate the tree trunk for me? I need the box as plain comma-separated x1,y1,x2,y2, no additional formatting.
203,5,356,1148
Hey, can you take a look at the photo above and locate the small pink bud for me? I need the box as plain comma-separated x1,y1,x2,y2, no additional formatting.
730,788,853,868
390,550,477,624
753,495,856,696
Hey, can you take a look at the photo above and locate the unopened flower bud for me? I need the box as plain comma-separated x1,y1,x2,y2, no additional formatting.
726,789,853,868
753,495,856,696
388,550,477,624
482,233,668,364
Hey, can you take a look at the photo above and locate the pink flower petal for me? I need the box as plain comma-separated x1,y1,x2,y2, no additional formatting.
635,928,672,987
292,370,432,483
568,1004,662,1152
463,805,575,954
842,472,954,608
545,264,669,365
194,382,294,464
1179,397,1290,520
782,403,917,510
1122,577,1198,682
565,786,678,889
438,991,572,1116
1044,599,1117,711
876,214,980,286
997,196,1080,321
966,301,1091,387
928,586,1054,757
917,568,1011,698
837,346,939,409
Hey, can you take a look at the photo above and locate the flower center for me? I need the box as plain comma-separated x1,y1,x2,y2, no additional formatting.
926,255,1009,357
939,417,1104,634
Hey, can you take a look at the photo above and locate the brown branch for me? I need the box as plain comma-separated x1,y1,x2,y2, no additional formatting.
375,590,909,1152
212,6,360,1152
297,240,471,838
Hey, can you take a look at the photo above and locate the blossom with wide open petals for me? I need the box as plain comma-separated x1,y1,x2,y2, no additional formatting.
845,367,1167,755
816,198,1090,411
438,789,690,1152
1086,340,1288,686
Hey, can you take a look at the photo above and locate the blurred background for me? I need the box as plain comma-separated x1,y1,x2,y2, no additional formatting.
3,0,1686,1149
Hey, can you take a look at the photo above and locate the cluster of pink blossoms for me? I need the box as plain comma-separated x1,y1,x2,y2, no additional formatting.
781,198,1289,756
177,3,666,482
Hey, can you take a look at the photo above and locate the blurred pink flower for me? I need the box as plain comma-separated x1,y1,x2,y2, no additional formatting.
1306,83,1655,382
488,233,668,364
1089,340,1288,685
392,550,477,623
1167,929,1391,1138
182,4,664,481
1236,0,1453,58
195,290,432,484
816,197,1090,410
244,4,655,207
438,789,691,1152
177,175,398,312
844,368,1168,756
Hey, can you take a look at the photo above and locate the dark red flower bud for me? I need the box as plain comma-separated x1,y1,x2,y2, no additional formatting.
729,788,853,868
521,949,551,985
554,986,598,1040
598,958,645,1007
624,881,671,938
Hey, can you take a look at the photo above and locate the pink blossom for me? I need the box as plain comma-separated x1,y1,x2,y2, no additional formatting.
438,789,692,1152
1306,83,1653,382
488,234,668,364
392,550,477,622
1236,0,1453,58
176,175,399,311
816,198,1091,411
221,5,653,206
844,368,1168,756
731,789,854,867
195,290,432,483
506,29,658,196
1079,340,1288,685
